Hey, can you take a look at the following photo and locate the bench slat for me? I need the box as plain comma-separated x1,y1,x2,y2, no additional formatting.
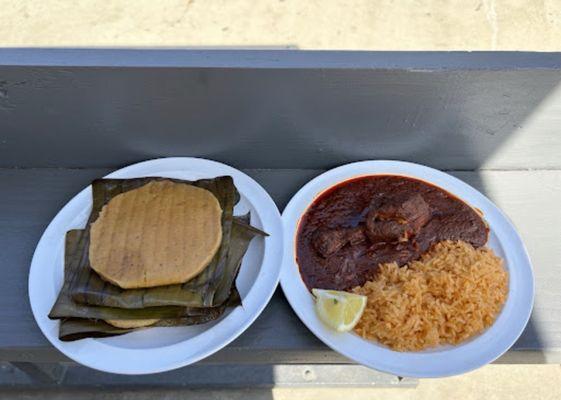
1,66,561,170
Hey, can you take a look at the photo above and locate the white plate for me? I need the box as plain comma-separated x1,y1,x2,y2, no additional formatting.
280,160,534,378
29,157,283,375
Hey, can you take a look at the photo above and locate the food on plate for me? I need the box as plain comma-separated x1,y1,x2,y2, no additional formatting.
298,175,507,351
312,289,366,332
89,180,223,289
48,176,267,341
297,175,489,291
353,241,508,351
67,177,251,310
105,318,160,329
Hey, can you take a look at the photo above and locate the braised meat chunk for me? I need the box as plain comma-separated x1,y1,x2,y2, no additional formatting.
312,228,348,257
365,219,409,243
313,227,366,257
347,226,367,246
366,194,430,243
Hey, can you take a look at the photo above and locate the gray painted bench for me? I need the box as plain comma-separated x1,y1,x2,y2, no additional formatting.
0,50,560,387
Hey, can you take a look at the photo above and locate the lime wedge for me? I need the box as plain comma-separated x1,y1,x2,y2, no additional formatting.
312,288,366,332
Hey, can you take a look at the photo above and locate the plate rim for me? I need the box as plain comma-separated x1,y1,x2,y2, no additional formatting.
280,160,535,378
28,157,283,374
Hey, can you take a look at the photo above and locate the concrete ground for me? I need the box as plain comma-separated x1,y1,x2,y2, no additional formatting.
1,0,560,50
1,0,561,398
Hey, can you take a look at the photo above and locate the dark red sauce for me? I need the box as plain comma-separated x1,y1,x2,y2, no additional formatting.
296,175,489,291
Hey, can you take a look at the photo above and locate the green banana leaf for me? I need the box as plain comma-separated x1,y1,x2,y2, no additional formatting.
67,176,266,309
58,314,222,342
52,212,261,341
50,212,260,321
48,176,266,341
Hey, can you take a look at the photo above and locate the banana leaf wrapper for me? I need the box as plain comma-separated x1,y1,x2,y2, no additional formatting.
52,212,257,341
58,314,221,342
68,176,261,309
50,212,259,319
58,292,242,342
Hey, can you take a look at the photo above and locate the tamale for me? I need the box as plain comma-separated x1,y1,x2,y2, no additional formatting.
51,213,260,320
89,181,224,289
49,230,208,321
68,176,264,309
48,175,266,341
51,213,262,340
